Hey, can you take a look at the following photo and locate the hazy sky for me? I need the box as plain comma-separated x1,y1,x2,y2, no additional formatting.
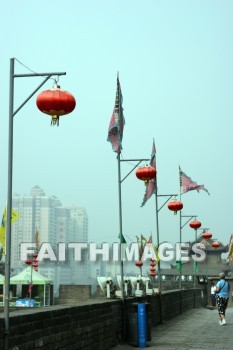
0,1,233,249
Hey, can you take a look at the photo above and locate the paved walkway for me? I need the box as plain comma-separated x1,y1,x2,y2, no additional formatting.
111,307,233,350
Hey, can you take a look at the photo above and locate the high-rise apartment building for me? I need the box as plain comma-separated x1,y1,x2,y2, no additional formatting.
11,186,89,291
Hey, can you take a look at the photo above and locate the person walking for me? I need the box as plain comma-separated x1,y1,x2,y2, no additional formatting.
215,272,230,325
210,282,216,307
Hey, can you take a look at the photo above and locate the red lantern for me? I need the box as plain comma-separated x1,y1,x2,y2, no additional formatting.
202,232,212,239
36,86,76,126
150,262,156,267
212,241,220,248
25,259,32,265
150,272,156,277
189,220,202,230
150,267,156,273
168,200,183,215
135,261,143,267
32,262,38,271
136,165,156,185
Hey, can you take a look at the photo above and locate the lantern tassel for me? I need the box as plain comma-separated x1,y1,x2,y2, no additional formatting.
51,115,59,126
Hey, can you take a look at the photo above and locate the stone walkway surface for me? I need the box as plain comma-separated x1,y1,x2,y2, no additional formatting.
111,307,233,350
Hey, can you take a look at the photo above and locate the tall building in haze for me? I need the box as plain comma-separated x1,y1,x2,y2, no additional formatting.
11,186,89,290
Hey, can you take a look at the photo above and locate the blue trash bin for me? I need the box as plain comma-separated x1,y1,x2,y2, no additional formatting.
126,302,151,347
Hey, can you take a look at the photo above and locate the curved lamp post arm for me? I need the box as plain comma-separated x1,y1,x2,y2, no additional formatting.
157,194,178,213
181,215,198,230
13,71,66,117
120,158,149,183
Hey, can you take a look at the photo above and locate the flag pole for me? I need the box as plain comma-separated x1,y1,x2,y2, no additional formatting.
117,152,125,303
154,182,163,323
179,167,182,314
194,228,197,308
116,71,125,303
154,183,161,292
179,167,182,291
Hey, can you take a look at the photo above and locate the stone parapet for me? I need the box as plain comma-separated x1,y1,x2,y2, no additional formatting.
0,289,203,349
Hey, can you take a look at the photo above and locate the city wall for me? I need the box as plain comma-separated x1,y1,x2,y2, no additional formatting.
0,288,204,350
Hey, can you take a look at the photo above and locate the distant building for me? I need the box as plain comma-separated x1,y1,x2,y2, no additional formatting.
160,236,230,280
11,186,89,293
178,236,229,276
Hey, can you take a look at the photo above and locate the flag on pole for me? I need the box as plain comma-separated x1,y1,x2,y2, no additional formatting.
2,206,20,224
179,166,210,195
226,235,233,264
35,227,39,250
0,226,5,254
141,233,156,261
0,207,20,253
141,139,157,206
118,233,127,244
107,75,125,153
193,261,199,273
27,283,33,294
176,260,182,273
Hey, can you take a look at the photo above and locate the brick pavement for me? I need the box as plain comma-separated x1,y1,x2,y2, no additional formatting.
111,307,233,350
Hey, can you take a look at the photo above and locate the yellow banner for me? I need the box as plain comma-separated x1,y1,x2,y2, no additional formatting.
227,234,233,263
0,226,6,253
2,207,20,225
0,208,20,253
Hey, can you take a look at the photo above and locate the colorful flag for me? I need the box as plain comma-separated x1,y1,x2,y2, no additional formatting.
0,207,20,253
35,227,39,250
2,207,20,224
27,283,33,294
141,139,157,206
179,166,210,195
193,261,199,273
141,234,157,262
107,76,125,153
118,233,127,244
0,226,5,253
226,235,233,264
176,260,182,273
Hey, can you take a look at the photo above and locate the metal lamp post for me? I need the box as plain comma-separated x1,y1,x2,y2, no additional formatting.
4,57,66,349
118,157,149,300
156,193,178,292
179,214,198,289
197,228,210,282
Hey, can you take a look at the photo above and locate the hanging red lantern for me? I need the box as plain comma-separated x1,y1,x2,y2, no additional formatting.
136,165,156,185
150,267,156,273
25,259,32,265
150,272,156,277
202,232,212,239
32,262,38,271
135,261,143,267
212,241,220,248
150,262,156,267
36,85,76,126
189,220,202,230
168,200,183,215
